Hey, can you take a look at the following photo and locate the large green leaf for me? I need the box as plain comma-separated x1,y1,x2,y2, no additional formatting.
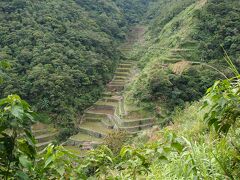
11,105,24,119
19,155,33,170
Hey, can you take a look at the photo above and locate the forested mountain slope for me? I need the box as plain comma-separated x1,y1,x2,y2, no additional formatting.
0,0,150,131
128,0,240,112
1,0,240,179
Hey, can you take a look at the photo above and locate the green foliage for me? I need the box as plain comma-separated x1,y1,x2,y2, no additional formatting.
114,0,151,24
131,64,220,110
0,0,240,179
194,0,240,61
0,60,11,83
0,98,181,179
103,130,130,154
0,95,78,179
202,55,240,134
0,61,11,70
0,0,159,138
57,127,78,142
34,145,79,179
0,80,239,179
82,145,114,178
202,77,240,134
128,0,239,113
149,137,238,179
146,100,240,179
0,0,129,130
0,95,36,179
75,0,127,39
72,131,185,179
146,0,195,37
117,132,184,179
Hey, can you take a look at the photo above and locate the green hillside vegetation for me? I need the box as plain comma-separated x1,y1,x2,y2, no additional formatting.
194,0,240,61
114,0,151,23
0,0,118,116
0,0,148,138
0,0,240,179
127,0,240,112
1,74,239,179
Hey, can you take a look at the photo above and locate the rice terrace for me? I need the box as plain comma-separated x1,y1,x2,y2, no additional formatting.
0,0,239,179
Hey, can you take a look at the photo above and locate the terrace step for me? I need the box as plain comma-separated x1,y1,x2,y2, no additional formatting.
108,82,125,86
95,100,118,107
107,84,125,92
31,122,58,151
84,117,102,122
79,122,113,138
120,123,155,133
168,54,183,59
91,104,115,110
170,49,193,53
66,139,101,150
118,64,132,68
70,133,102,142
115,72,129,77
85,111,108,118
32,129,51,136
102,91,113,97
31,123,57,134
67,132,103,147
108,83,126,87
116,67,131,73
87,107,115,115
180,41,198,48
110,80,126,84
35,132,58,143
113,76,128,81
101,118,114,129
102,96,121,103
79,127,105,138
121,118,154,126
124,60,134,63
119,62,133,65
36,140,53,151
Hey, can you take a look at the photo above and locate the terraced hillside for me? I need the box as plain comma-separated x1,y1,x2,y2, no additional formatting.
31,123,58,151
63,60,155,153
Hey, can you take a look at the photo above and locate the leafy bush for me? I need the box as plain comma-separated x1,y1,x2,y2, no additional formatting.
0,95,36,179
202,77,240,134
202,54,240,134
57,127,78,142
131,64,220,110
103,130,130,154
